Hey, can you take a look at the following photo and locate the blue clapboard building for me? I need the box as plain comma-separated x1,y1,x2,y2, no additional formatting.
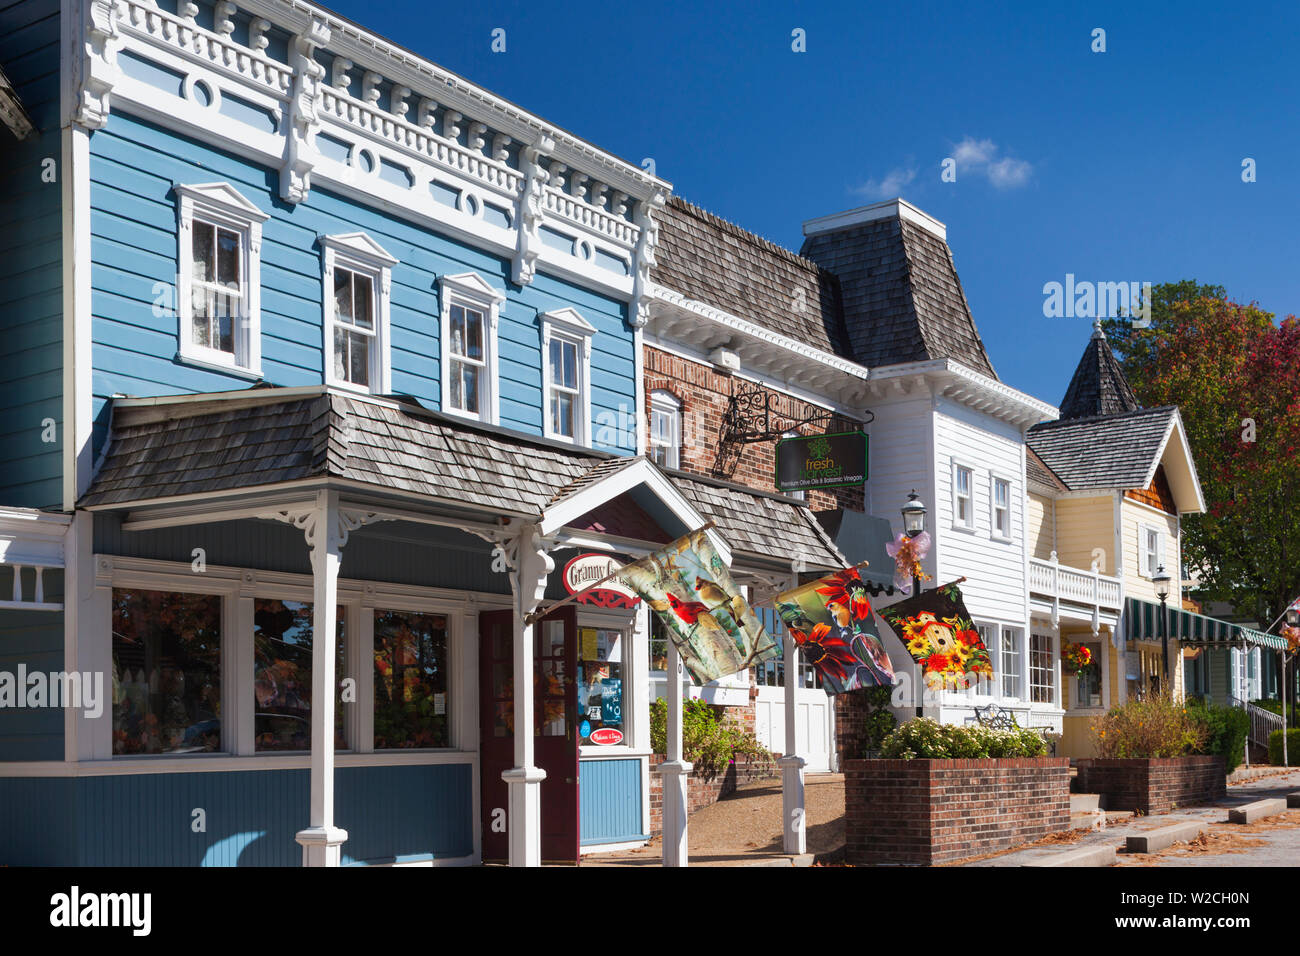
0,0,843,865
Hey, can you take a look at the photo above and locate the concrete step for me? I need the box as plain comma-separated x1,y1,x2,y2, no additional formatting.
1070,793,1103,813
1125,821,1205,854
1228,798,1288,824
1024,844,1116,867
1069,810,1107,831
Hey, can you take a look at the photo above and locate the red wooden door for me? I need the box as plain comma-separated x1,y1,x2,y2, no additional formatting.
479,607,580,864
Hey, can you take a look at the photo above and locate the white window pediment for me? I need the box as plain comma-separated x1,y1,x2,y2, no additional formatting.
174,181,269,377
540,306,598,341
440,272,505,424
320,231,397,395
174,182,270,227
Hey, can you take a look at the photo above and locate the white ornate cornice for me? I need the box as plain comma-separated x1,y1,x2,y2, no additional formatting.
513,136,554,286
69,0,125,130
630,190,667,329
281,16,331,203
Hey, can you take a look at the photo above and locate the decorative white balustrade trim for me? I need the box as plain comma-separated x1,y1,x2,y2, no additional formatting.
318,87,523,197
544,187,640,247
1028,555,1123,610
119,0,294,96
0,565,63,612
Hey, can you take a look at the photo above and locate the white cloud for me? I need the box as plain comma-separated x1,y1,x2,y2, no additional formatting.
951,137,1033,189
852,166,917,199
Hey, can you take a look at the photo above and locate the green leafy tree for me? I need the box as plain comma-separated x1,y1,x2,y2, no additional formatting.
1102,282,1300,626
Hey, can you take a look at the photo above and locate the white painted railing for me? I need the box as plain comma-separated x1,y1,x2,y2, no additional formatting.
1029,553,1122,609
1245,700,1285,748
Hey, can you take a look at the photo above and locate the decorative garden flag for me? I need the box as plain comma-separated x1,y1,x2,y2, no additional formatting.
774,568,895,694
877,582,992,690
615,529,779,683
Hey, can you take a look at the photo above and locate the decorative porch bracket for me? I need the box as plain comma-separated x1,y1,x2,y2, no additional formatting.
258,493,394,866
474,522,556,867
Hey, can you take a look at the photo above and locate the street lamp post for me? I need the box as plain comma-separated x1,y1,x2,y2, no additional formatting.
902,490,927,717
1285,607,1298,768
1154,565,1172,689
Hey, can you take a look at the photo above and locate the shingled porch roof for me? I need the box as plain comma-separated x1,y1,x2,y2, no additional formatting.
80,386,845,569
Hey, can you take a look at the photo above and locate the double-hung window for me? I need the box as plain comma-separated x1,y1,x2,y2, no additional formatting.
321,233,397,394
991,476,1012,539
440,273,505,422
1000,626,1022,698
175,183,268,376
540,307,595,445
649,390,682,469
953,463,975,529
1029,632,1054,703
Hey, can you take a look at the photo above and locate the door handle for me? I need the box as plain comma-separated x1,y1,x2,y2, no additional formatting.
566,777,575,784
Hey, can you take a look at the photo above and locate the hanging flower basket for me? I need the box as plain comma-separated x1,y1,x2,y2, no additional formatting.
1061,641,1095,677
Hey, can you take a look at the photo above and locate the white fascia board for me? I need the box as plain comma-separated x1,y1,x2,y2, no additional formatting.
873,359,1058,426
646,283,870,392
0,509,71,567
236,0,671,201
802,198,947,241
1144,411,1206,515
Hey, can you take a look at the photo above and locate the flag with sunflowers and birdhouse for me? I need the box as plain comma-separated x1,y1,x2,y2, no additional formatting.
876,582,993,690
614,529,779,684
773,568,896,694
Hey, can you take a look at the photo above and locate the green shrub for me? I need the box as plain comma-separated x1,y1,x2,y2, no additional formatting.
649,697,774,778
1267,728,1300,766
878,718,1048,759
1186,698,1249,773
860,685,897,757
1090,691,1207,758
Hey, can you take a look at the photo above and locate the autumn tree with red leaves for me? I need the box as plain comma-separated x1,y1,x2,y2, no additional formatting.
1103,283,1300,627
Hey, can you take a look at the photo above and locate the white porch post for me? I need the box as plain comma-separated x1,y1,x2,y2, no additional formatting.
661,638,691,866
779,572,806,855
505,523,552,867
295,489,348,867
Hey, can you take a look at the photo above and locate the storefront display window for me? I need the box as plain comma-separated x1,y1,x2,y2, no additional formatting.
112,588,222,755
374,609,450,749
579,626,625,745
253,599,346,752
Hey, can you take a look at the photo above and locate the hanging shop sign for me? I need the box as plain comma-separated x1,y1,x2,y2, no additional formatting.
775,431,868,492
563,554,641,609
588,727,624,746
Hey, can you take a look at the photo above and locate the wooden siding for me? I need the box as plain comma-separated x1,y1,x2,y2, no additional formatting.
579,757,645,845
1027,490,1054,560
0,0,62,508
0,763,473,865
1120,499,1180,603
932,399,1027,624
87,111,636,459
1124,464,1177,514
0,604,66,761
1053,495,1113,574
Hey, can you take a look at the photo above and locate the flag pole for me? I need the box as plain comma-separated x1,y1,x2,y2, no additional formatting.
522,521,716,625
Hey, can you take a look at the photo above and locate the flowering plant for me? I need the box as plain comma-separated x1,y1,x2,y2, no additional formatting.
1282,624,1300,656
885,531,932,594
1061,641,1095,677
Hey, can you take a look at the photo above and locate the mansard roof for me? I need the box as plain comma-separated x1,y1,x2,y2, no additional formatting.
798,201,998,378
651,196,849,355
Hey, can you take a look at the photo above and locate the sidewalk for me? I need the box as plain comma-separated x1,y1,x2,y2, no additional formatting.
967,768,1300,867
582,773,846,867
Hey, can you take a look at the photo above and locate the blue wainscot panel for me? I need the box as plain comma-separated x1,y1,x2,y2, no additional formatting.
0,607,67,762
579,757,645,846
0,762,473,866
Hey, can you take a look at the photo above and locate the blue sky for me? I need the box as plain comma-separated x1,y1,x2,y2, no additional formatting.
324,0,1300,408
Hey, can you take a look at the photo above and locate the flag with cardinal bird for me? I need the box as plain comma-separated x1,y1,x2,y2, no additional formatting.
773,568,896,694
614,529,779,684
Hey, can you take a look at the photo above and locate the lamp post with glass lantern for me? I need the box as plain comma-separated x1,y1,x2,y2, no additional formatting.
902,490,927,716
1154,565,1172,688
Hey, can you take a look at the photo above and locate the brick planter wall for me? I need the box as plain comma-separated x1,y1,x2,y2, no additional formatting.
1074,756,1226,815
844,758,1071,866
647,754,777,835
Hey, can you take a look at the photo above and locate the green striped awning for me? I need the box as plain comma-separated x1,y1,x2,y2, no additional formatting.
1125,598,1288,651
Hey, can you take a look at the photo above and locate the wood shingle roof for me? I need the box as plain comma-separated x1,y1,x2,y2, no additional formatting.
1026,406,1178,491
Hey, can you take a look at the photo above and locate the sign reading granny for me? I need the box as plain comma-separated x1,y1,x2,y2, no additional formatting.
775,431,868,491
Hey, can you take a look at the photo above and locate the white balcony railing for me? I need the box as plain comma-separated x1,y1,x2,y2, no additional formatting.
1029,553,1122,610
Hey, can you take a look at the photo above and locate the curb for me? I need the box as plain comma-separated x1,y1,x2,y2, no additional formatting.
1126,821,1205,854
1024,845,1116,867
